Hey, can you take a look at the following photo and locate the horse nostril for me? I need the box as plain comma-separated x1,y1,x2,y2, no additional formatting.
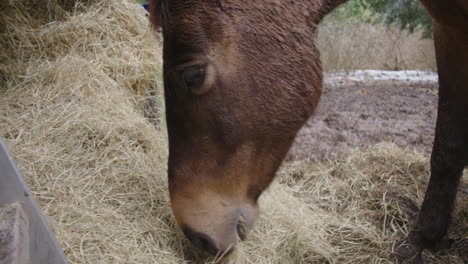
237,216,247,241
182,226,220,255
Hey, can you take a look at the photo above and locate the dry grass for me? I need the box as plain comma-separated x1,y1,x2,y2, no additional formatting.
0,1,466,263
317,20,437,71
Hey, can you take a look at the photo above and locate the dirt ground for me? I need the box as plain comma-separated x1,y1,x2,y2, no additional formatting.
286,76,468,263
288,78,439,161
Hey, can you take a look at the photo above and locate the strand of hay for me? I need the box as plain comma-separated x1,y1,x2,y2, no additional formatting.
1,0,466,263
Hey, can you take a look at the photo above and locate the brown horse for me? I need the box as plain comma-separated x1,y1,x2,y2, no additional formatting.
149,0,467,263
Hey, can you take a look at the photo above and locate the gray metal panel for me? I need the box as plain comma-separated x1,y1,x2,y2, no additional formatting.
0,138,68,264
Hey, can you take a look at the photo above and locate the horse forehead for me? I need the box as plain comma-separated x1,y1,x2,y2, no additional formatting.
168,0,220,18
165,6,225,42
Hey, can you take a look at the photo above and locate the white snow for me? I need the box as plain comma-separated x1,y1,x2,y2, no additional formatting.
325,70,438,85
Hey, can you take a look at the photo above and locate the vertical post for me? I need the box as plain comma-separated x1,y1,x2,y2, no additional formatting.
0,138,68,264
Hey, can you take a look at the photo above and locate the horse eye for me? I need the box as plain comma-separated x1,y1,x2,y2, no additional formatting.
181,65,207,92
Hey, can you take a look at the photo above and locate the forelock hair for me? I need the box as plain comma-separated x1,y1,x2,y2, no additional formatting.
149,0,170,28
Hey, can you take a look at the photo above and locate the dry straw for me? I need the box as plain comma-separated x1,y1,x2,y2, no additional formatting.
317,19,437,72
0,0,466,263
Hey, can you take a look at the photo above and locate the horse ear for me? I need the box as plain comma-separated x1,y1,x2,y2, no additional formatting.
315,0,348,23
149,0,168,28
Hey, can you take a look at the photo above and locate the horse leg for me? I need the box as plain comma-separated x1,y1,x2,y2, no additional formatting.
395,21,468,264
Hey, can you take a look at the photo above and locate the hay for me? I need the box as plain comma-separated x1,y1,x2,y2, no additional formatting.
0,1,466,263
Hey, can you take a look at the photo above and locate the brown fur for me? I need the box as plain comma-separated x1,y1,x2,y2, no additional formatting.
149,0,468,261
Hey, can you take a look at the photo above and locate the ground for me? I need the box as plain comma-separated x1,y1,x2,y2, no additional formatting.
285,72,467,264
288,71,439,161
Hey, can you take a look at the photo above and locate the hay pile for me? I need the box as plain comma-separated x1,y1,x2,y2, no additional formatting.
0,1,466,263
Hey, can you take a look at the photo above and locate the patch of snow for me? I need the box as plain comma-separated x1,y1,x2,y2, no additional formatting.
325,70,438,86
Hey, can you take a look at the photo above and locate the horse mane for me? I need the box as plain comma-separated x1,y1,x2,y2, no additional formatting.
149,0,170,28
